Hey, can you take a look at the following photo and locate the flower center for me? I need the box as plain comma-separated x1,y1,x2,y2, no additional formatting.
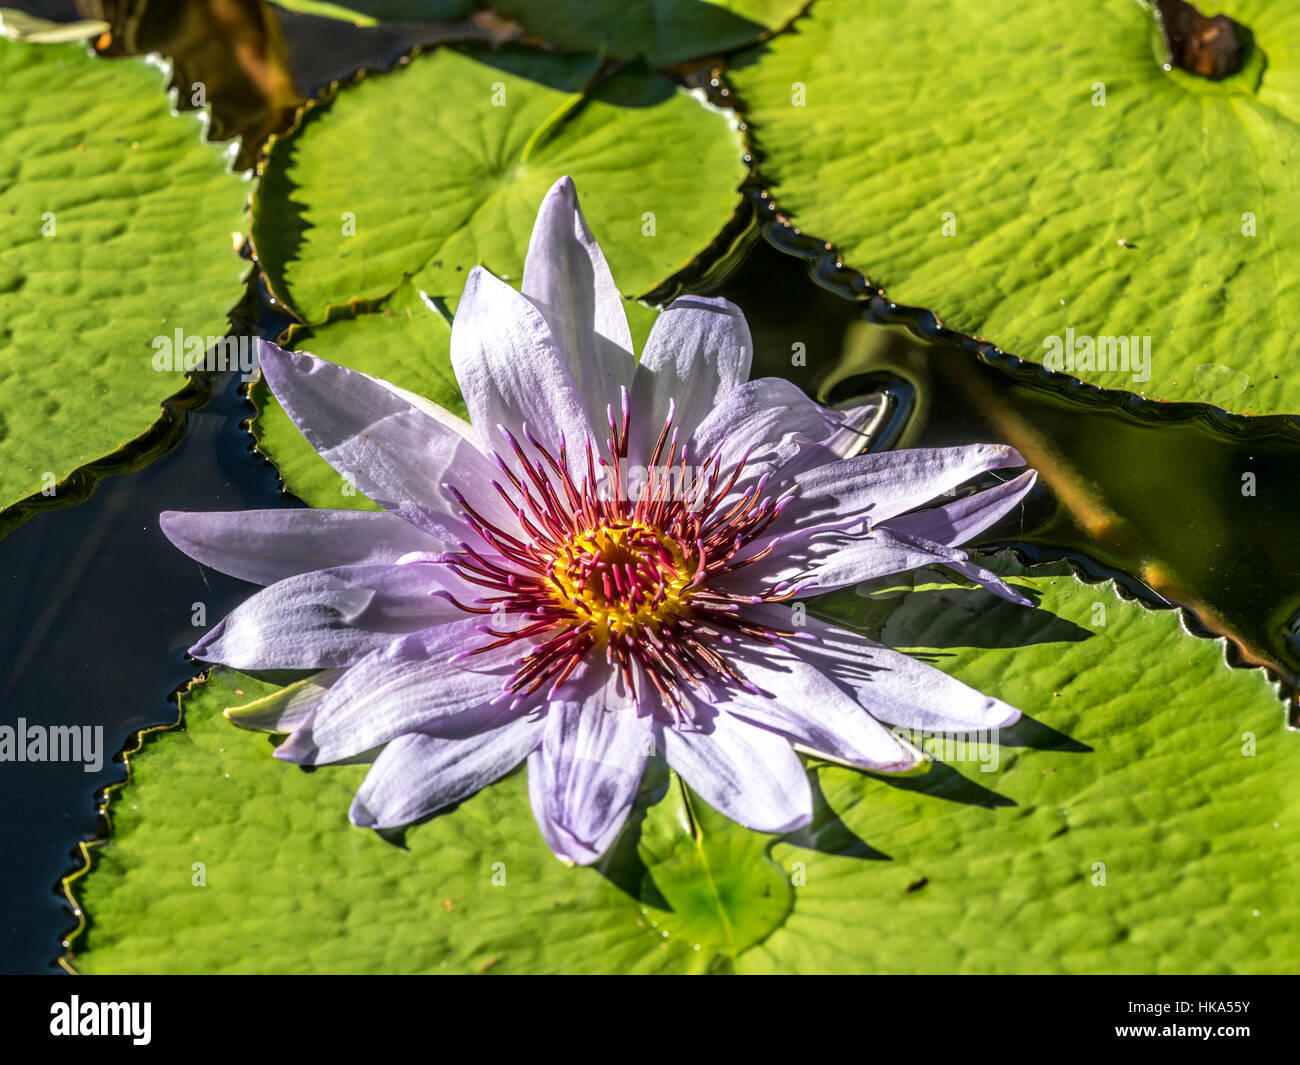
547,521,693,641
439,389,803,715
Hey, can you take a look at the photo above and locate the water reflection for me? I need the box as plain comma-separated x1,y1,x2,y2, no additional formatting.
716,232,1300,720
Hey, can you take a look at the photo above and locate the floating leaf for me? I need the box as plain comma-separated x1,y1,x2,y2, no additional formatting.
741,558,1298,973
0,39,248,515
491,0,807,66
69,667,769,973
250,46,746,324
631,775,793,960
730,0,1300,414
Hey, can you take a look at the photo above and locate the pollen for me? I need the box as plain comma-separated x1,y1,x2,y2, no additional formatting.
547,521,694,640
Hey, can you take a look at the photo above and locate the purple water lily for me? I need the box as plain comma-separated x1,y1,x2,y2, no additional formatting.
162,176,1037,865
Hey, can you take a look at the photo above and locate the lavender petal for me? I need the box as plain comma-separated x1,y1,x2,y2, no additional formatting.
189,562,463,669
659,710,812,834
349,716,544,830
528,667,650,865
258,339,517,540
274,617,529,764
631,294,752,457
522,176,634,436
160,508,446,586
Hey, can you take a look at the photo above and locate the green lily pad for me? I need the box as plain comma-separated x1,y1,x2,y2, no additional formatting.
729,0,1300,415
0,39,249,515
740,559,1297,974
68,667,772,973
67,556,1297,973
628,769,794,957
490,1,807,67
250,46,747,324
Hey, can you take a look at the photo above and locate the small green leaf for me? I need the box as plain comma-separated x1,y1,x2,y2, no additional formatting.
250,46,747,324
634,776,793,966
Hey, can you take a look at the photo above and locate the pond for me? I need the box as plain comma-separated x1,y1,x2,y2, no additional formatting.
1,0,1296,979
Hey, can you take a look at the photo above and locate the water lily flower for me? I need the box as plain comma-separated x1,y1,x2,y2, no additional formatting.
162,177,1037,865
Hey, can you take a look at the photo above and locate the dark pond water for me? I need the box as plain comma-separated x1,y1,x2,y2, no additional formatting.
3,0,1298,973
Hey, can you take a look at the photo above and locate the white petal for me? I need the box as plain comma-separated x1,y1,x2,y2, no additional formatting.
724,639,922,770
685,377,851,500
189,563,463,669
451,265,595,470
522,176,633,436
747,606,1022,733
258,340,516,540
161,508,445,586
882,469,1037,546
716,522,964,596
631,295,752,456
275,618,523,764
528,665,649,865
784,444,1026,534
349,716,544,830
659,709,812,833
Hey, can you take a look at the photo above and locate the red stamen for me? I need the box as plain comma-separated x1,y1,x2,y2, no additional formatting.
438,404,800,715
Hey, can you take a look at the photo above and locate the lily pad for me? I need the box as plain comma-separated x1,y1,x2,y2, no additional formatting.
729,0,1300,415
741,559,1298,974
250,46,747,324
0,38,249,515
490,0,807,67
66,556,1297,973
68,667,773,973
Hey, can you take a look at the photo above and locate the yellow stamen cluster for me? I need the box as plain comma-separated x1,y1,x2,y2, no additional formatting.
546,521,694,641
